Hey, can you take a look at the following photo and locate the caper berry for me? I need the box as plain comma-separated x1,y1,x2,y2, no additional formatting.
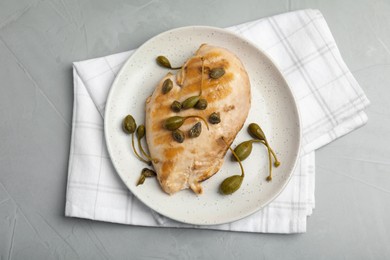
208,112,221,124
219,138,245,195
163,116,185,131
209,68,225,79
156,55,181,69
171,100,181,112
233,140,253,161
122,115,136,134
136,125,145,139
220,175,243,195
164,115,209,131
248,123,266,141
181,96,200,110
189,122,202,138
172,129,185,143
195,98,208,110
162,78,173,94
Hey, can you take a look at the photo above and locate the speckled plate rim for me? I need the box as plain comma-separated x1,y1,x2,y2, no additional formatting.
104,26,302,225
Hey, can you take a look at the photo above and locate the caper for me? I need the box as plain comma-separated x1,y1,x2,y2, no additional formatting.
233,140,253,161
220,175,243,195
248,123,266,141
181,96,200,110
172,129,185,143
163,115,209,131
189,122,202,138
141,168,156,177
208,112,221,124
122,115,136,134
171,100,181,112
156,55,181,70
195,98,208,110
162,78,173,94
209,68,225,79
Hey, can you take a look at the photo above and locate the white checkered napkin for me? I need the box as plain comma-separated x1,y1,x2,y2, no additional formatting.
66,9,369,233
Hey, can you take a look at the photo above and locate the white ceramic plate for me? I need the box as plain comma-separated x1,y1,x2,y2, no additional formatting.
104,26,301,225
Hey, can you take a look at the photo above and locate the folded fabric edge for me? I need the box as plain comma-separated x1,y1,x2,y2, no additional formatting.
303,111,368,154
65,203,307,234
64,67,80,217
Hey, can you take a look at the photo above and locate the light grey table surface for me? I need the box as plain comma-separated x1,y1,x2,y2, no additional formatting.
1,0,389,259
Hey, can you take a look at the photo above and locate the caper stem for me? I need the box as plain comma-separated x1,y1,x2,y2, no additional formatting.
222,138,245,177
137,137,159,164
184,115,209,130
132,133,150,164
260,140,280,167
266,146,273,182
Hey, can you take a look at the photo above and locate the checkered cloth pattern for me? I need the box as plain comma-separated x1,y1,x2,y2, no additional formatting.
66,9,369,233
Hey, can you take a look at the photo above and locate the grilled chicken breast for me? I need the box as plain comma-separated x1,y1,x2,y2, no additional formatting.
145,44,251,195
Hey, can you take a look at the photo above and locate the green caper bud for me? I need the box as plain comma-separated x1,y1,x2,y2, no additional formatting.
122,115,136,134
172,129,185,143
194,98,208,110
141,168,156,177
156,56,172,69
164,115,209,131
208,112,221,124
233,141,253,161
156,55,181,69
162,78,173,94
163,116,185,131
209,68,225,79
171,100,182,112
220,175,243,195
136,174,146,186
189,122,202,138
181,96,200,110
136,125,145,139
248,123,266,141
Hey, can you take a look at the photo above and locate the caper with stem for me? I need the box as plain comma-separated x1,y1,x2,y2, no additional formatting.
219,138,245,195
181,95,200,110
163,115,209,131
122,115,136,134
136,125,159,164
123,115,150,165
248,123,280,167
156,56,181,70
233,140,255,161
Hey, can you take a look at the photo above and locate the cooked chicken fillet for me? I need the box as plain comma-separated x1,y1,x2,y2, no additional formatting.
145,44,251,195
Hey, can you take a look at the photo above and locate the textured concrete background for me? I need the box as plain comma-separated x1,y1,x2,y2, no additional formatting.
1,0,390,259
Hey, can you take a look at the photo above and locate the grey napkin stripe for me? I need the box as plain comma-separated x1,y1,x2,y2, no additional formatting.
66,9,369,233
